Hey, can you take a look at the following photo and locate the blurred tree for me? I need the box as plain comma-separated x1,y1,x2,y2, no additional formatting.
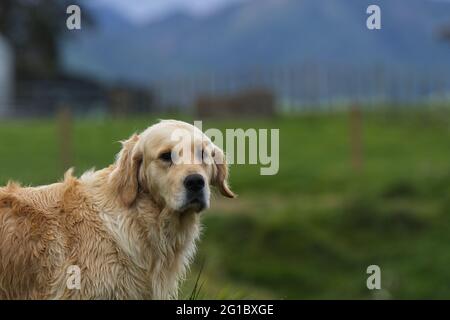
441,30,450,41
0,0,93,80
438,24,450,42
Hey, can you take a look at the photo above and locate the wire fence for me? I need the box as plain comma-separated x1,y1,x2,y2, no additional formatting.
1,63,449,118
155,64,450,113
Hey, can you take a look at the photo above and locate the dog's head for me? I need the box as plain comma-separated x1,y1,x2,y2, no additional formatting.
110,120,235,213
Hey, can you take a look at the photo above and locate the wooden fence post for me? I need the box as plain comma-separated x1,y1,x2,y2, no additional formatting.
58,105,73,171
349,103,363,172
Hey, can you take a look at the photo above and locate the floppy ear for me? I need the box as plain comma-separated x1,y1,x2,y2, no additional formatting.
109,134,143,207
212,147,235,198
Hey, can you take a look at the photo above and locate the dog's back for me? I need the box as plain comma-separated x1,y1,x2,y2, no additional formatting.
0,180,69,299
0,172,159,300
0,172,117,299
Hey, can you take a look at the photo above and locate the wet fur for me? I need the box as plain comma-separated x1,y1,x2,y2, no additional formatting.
0,120,233,299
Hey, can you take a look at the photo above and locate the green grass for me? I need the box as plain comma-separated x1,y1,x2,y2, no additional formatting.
0,108,449,299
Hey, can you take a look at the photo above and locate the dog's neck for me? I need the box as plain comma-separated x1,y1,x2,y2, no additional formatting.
83,167,201,299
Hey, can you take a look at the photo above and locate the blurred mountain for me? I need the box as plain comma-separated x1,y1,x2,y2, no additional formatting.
61,0,450,85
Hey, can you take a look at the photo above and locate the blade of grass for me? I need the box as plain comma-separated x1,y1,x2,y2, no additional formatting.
189,258,206,300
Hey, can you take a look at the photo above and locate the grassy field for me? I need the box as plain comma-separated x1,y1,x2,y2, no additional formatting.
0,108,449,299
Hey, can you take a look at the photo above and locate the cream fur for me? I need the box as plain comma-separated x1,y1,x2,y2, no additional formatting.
0,120,234,299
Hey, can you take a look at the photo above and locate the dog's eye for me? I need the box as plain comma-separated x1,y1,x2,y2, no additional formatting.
159,152,172,163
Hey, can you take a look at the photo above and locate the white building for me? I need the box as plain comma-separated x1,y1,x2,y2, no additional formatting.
0,35,13,117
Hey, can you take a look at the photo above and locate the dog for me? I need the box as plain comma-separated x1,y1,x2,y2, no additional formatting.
0,120,234,299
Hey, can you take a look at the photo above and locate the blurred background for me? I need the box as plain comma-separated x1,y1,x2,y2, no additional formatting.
0,0,449,299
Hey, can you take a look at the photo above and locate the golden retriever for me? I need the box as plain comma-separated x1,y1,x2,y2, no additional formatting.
0,120,234,299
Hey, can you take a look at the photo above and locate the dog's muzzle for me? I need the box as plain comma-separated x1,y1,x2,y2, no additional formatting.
182,174,207,213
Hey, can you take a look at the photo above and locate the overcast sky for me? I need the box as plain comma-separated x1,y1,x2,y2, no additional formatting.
92,0,248,23
89,0,447,24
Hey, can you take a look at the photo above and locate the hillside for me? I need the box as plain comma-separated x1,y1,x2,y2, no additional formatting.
61,0,450,85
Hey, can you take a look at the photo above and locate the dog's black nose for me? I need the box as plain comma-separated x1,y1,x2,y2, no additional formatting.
184,174,205,192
